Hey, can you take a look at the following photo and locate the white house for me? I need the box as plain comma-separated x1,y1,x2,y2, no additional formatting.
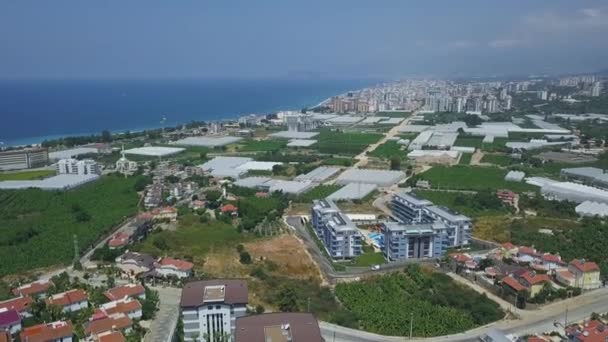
45,289,88,313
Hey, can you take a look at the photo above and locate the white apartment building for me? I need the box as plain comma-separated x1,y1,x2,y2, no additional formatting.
56,158,100,175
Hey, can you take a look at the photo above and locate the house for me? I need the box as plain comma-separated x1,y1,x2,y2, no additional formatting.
0,296,34,318
99,298,142,320
569,259,601,290
12,280,52,299
566,320,608,342
502,275,526,294
540,253,565,271
516,246,540,263
84,313,133,338
150,206,178,222
190,200,206,210
115,252,156,277
20,320,74,342
104,284,146,302
519,271,552,298
181,279,248,342
220,204,238,216
45,289,88,313
496,190,517,207
556,270,576,288
0,309,21,335
0,331,10,342
235,313,323,342
107,232,131,250
254,192,269,198
94,331,126,342
154,258,194,279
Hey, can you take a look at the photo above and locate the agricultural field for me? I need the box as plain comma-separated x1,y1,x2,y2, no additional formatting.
321,157,355,167
316,129,383,155
0,174,143,276
334,265,504,337
458,153,472,165
377,111,411,118
0,170,55,181
481,153,512,166
415,190,509,218
416,165,535,192
368,141,404,160
454,135,509,152
295,184,342,203
232,138,288,153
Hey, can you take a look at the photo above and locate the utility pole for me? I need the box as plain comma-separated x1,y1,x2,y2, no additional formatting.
409,312,413,339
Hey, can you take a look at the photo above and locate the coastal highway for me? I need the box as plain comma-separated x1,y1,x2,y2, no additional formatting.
319,287,608,342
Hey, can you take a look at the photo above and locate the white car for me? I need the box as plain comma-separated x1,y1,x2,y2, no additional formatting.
371,265,380,270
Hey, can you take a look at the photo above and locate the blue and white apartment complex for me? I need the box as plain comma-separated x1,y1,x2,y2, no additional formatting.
383,192,472,261
311,199,362,260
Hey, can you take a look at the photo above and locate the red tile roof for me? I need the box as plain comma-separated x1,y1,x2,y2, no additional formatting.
220,204,238,212
45,289,88,308
85,314,132,336
558,270,574,280
0,296,34,314
451,253,470,263
20,320,73,342
569,320,608,342
108,232,131,248
541,253,564,264
104,284,145,301
97,331,126,342
520,271,551,286
518,246,538,256
159,257,194,271
502,276,526,292
0,309,20,327
570,259,600,273
12,280,52,297
501,242,516,250
100,299,142,316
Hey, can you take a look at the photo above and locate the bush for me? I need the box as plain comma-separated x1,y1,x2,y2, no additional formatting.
239,251,252,264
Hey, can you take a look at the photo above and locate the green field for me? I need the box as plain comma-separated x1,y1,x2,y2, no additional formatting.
415,190,509,218
295,184,342,203
0,175,143,276
459,153,472,165
235,139,288,152
377,111,411,118
334,266,504,337
369,141,404,160
417,165,535,192
454,135,509,152
316,129,383,155
0,170,55,181
321,157,354,166
348,251,385,267
481,153,512,166
134,216,246,263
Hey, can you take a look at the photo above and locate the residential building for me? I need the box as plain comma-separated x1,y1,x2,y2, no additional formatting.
392,192,472,246
0,309,21,335
501,275,526,295
496,190,517,207
107,232,130,250
154,258,194,279
180,279,248,342
235,313,323,342
115,252,156,277
12,280,52,298
566,320,608,342
0,331,10,342
519,271,552,298
56,158,100,176
150,206,178,222
20,320,73,342
311,199,362,259
591,81,602,97
0,296,34,318
516,246,540,264
381,222,449,261
84,313,133,339
45,289,88,313
104,284,146,302
568,259,601,290
540,253,565,271
99,298,142,320
0,148,49,171
94,331,126,342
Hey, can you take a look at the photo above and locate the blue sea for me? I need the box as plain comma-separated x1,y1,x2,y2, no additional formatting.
0,79,375,146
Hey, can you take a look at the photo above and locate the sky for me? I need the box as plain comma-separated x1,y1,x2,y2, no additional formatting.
1,0,608,80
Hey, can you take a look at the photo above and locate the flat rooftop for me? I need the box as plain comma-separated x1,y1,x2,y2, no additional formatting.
173,136,242,147
270,131,319,139
327,182,377,200
203,285,225,303
124,146,185,157
0,174,99,190
294,166,340,183
335,168,405,186
286,139,317,147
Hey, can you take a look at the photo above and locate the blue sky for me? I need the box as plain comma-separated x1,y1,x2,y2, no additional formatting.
1,0,607,79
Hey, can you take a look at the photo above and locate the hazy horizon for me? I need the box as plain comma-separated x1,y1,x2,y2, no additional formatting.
1,0,608,80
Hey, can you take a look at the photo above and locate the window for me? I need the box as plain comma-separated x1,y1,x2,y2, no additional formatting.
207,305,213,310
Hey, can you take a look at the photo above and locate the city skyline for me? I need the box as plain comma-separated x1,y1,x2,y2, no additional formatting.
1,0,608,80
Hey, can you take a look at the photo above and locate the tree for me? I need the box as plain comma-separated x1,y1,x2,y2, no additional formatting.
390,157,401,170
101,130,112,143
255,305,265,314
277,285,299,312
204,190,222,202
239,251,252,265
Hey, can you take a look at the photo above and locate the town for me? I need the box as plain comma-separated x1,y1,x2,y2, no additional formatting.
1,73,608,342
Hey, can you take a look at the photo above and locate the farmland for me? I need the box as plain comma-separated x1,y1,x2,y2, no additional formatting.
295,184,342,203
481,153,512,166
458,153,472,165
316,129,383,155
0,170,56,181
416,165,535,192
415,190,509,218
377,111,411,118
334,265,504,336
454,135,509,152
0,174,143,276
368,140,404,160
233,138,288,152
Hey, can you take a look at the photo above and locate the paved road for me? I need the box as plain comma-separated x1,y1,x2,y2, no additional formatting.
353,112,418,169
81,216,138,267
144,286,182,342
320,287,608,342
